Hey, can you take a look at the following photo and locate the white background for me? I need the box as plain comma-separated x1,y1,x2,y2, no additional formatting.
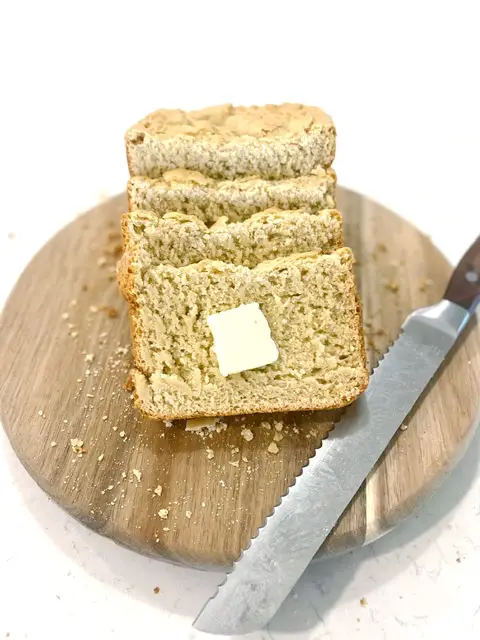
0,1,479,639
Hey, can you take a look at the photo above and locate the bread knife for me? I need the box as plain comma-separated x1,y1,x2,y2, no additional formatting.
193,236,480,635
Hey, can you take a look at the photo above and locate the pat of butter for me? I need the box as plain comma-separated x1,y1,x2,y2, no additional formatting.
207,303,279,377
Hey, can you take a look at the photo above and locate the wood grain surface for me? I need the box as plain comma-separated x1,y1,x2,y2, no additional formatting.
0,188,479,569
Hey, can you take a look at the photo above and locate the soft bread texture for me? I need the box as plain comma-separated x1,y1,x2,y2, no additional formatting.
127,167,336,224
121,208,343,269
125,103,336,180
118,248,368,420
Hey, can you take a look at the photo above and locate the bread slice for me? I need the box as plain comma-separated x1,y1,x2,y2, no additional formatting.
127,167,336,224
121,208,343,269
125,103,336,180
119,248,368,420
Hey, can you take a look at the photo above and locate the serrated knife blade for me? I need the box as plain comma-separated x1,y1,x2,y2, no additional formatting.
194,236,480,635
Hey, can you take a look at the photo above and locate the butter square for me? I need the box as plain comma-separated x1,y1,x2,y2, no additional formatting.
207,303,279,377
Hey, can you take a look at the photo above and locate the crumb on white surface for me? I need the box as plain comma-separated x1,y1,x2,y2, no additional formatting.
158,508,169,519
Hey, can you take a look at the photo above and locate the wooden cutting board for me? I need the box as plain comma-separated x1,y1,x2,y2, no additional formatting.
0,188,478,570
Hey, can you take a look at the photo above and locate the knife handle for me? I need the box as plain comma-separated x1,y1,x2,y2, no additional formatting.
444,235,480,311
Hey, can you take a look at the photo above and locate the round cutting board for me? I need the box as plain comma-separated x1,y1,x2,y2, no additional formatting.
0,188,479,569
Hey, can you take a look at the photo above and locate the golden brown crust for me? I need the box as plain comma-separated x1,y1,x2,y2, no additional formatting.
116,251,146,374
130,367,367,422
128,103,333,141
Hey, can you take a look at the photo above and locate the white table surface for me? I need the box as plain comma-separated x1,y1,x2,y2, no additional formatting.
1,2,479,639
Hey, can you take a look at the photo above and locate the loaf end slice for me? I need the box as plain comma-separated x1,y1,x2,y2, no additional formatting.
125,103,336,180
121,248,368,421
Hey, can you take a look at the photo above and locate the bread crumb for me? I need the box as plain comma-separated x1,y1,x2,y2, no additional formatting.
50,441,57,447
85,353,94,363
228,460,240,467
274,421,283,431
99,305,118,318
61,312,69,320
132,469,142,482
121,471,127,479
164,420,173,428
98,453,105,462
260,421,271,430
242,456,248,462
38,410,44,417
399,423,408,431
273,432,284,442
89,305,98,313
70,438,86,454
385,281,399,293
102,415,108,421
158,508,169,519
419,278,434,292
360,597,368,607
119,430,126,437
154,485,163,497
206,448,214,460
153,586,160,594
241,427,254,442
267,442,279,454
185,510,192,519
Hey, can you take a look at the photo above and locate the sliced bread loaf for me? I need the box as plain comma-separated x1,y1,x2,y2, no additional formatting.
121,208,343,269
127,167,336,224
119,249,368,420
125,103,336,180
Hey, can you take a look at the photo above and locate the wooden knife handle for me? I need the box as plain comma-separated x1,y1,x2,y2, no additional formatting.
444,235,480,310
